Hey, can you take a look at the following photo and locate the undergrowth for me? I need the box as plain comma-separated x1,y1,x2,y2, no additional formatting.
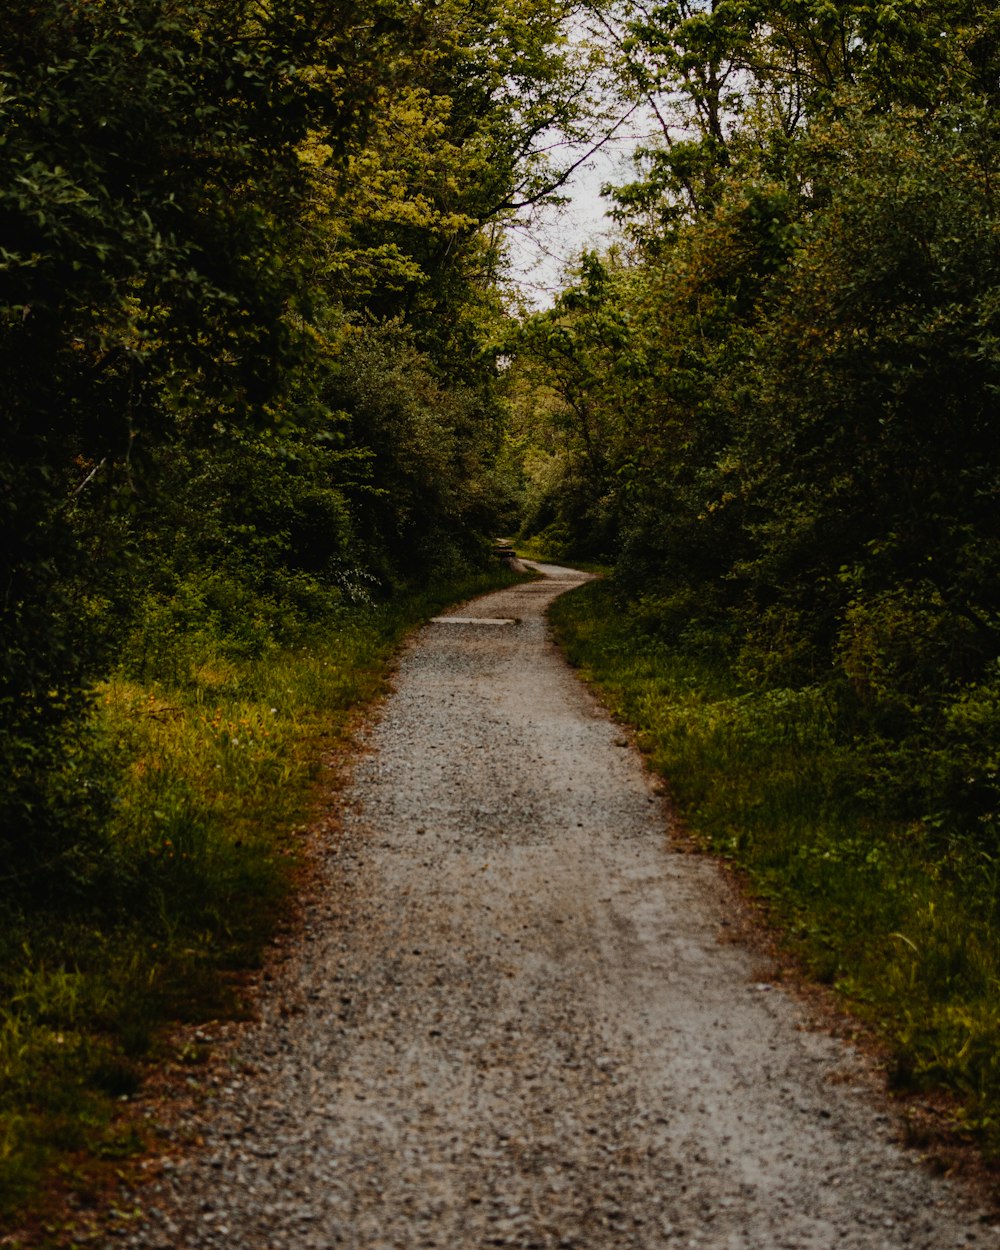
0,566,522,1231
550,578,1000,1156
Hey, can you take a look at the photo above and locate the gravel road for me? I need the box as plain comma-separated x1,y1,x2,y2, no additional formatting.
124,563,999,1249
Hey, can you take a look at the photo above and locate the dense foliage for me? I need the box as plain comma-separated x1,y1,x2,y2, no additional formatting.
513,0,1000,852
0,0,598,900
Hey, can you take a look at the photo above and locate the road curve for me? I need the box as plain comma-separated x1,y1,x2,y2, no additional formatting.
124,564,998,1249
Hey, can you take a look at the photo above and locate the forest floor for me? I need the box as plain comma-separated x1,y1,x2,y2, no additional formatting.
105,563,999,1249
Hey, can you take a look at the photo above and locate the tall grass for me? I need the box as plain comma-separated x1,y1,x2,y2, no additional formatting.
550,579,1000,1155
0,568,522,1231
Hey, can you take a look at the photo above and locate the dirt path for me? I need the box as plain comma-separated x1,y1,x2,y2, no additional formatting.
125,564,998,1249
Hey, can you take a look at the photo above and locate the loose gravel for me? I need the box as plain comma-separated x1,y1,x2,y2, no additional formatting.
120,563,1000,1249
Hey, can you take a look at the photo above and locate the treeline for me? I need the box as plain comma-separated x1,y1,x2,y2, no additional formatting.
0,0,599,902
515,0,1000,846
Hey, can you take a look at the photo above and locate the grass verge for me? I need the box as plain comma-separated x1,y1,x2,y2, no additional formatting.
0,567,523,1237
550,578,1000,1162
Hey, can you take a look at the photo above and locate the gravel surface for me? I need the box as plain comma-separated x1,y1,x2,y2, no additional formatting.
121,563,1000,1249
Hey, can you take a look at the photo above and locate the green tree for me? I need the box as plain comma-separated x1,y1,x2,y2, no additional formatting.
0,0,393,892
0,0,614,895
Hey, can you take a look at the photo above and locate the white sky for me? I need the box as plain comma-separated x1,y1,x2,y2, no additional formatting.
504,135,638,308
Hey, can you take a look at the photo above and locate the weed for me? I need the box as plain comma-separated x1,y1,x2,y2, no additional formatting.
550,578,1000,1157
0,565,526,1230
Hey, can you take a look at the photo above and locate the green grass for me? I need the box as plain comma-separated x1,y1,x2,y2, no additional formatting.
550,578,1000,1155
0,567,524,1236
